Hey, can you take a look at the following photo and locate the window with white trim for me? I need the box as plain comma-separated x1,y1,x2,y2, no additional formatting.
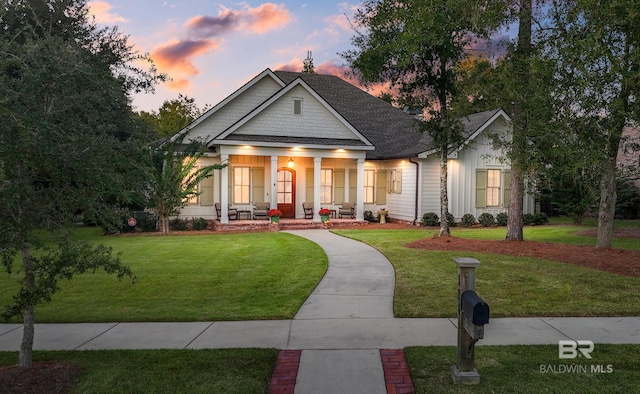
364,170,375,204
320,168,333,203
233,167,251,204
390,169,402,194
293,98,303,115
487,169,501,207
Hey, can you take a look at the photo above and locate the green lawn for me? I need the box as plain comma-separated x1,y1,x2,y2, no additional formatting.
405,345,640,393
0,228,327,323
0,349,278,393
333,224,640,318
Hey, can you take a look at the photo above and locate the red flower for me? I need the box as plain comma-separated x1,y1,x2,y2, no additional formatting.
319,208,331,215
267,209,283,217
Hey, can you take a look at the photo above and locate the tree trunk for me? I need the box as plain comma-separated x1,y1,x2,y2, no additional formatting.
506,167,524,240
19,242,35,368
596,158,617,248
506,0,532,241
439,145,450,236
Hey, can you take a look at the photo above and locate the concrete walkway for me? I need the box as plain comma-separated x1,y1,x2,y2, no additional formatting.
1,229,640,393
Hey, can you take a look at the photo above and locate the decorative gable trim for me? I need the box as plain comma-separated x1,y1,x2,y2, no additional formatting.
212,77,375,149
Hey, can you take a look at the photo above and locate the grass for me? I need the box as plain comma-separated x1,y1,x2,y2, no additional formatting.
332,224,640,318
404,344,640,393
0,228,327,323
0,349,278,393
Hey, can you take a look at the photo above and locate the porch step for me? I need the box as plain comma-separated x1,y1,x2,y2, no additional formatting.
213,218,369,232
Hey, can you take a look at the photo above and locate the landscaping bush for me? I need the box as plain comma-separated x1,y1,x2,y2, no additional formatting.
523,213,535,225
533,212,549,225
191,217,209,231
460,213,476,227
364,210,378,222
446,212,456,227
421,212,439,227
170,218,189,231
138,215,158,232
478,213,495,227
496,212,508,226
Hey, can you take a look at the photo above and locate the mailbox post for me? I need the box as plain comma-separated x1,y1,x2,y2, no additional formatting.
452,257,489,385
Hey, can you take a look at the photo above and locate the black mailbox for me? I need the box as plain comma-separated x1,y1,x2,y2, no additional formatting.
461,290,490,325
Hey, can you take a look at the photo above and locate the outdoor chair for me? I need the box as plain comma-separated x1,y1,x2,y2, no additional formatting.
253,202,270,220
302,202,314,219
338,202,355,219
215,203,238,220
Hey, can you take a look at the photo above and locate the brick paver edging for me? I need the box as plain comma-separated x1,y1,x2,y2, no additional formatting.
380,349,415,394
269,350,301,393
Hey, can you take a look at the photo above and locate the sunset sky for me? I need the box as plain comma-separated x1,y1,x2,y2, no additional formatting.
88,1,367,113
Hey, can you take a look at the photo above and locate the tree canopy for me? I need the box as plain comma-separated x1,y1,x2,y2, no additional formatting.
0,0,163,367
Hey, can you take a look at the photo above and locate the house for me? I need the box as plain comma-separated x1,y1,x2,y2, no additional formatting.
177,68,535,224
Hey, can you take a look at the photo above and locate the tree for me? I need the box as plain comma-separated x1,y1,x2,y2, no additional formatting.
342,0,506,236
0,0,163,367
139,94,206,137
545,0,640,247
147,135,226,234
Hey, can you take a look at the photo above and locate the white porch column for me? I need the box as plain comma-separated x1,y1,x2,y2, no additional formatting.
356,158,365,221
220,154,229,224
313,157,322,222
270,156,278,209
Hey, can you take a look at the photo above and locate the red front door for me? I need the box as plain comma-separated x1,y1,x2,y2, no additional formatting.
277,168,295,218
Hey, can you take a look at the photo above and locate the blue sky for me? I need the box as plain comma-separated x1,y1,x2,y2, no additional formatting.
89,1,362,112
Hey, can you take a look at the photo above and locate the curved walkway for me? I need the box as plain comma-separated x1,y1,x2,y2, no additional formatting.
1,230,640,393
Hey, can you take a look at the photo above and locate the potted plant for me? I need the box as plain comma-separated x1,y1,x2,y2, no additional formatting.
267,209,282,224
319,208,331,223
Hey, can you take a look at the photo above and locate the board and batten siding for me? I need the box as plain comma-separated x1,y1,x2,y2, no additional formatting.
418,157,442,218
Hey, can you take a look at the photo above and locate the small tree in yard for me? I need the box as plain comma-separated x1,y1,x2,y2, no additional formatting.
0,0,163,367
148,135,227,233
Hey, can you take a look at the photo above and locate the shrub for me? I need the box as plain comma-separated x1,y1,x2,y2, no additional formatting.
191,217,209,230
533,212,549,225
461,213,476,227
478,213,495,227
496,212,508,226
523,213,535,225
421,212,439,227
363,211,378,222
446,212,456,227
170,218,188,231
138,215,158,232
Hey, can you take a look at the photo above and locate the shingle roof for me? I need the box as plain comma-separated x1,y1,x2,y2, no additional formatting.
273,71,426,159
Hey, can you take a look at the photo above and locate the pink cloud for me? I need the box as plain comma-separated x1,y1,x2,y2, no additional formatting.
185,3,292,37
151,39,219,91
88,1,127,24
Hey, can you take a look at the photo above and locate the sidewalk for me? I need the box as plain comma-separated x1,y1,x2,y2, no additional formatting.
1,229,639,393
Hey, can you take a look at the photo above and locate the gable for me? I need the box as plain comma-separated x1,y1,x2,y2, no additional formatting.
182,70,284,143
231,84,360,141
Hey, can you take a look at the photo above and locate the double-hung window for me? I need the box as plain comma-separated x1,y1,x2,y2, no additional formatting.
233,167,251,204
364,170,375,204
320,169,333,203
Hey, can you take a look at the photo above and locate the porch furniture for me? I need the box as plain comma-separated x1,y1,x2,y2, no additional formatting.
237,210,252,220
215,203,238,220
338,202,355,219
253,202,270,220
302,202,314,219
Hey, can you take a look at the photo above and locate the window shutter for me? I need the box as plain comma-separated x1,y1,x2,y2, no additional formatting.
349,169,357,202
251,168,265,203
200,175,214,206
376,170,387,204
503,170,511,208
334,169,345,204
306,168,314,202
475,169,487,208
396,169,402,194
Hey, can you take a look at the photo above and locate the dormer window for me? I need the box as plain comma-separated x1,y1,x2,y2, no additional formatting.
293,98,302,115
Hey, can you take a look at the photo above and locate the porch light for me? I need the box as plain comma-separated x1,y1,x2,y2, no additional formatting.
288,158,294,167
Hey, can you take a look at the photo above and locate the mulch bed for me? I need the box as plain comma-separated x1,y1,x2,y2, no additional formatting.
0,362,82,394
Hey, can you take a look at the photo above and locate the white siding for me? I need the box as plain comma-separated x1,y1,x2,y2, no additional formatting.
419,157,441,217
377,159,417,222
233,85,359,140
185,77,283,142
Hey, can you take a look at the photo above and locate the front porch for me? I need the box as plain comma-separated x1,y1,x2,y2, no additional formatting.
213,217,368,232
